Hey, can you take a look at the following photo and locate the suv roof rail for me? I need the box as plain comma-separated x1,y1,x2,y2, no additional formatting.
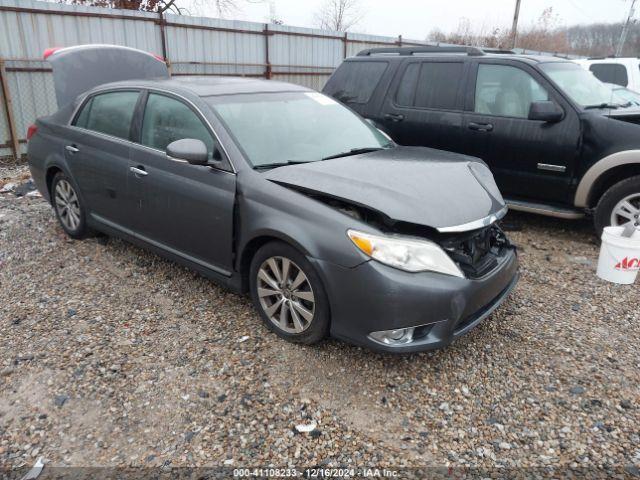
356,46,515,57
480,48,517,54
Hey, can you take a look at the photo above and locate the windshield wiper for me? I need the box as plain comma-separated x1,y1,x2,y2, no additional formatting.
254,146,390,169
253,160,314,171
584,102,621,110
322,147,385,161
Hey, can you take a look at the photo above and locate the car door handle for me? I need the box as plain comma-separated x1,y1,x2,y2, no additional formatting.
468,122,493,132
65,145,79,153
129,166,148,177
384,113,405,122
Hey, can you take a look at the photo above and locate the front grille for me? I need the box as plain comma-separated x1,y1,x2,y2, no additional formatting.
439,224,511,279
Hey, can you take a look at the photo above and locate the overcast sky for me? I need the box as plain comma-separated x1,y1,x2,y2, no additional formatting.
190,0,633,39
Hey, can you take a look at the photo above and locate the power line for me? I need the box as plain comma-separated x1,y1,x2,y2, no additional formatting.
565,0,600,23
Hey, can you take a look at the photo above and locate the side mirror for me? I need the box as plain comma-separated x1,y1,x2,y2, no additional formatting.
528,101,563,123
166,138,209,165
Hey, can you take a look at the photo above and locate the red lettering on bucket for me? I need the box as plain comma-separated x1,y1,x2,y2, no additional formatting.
614,257,640,271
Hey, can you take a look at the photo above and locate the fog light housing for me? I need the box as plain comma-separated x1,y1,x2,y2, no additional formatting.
369,327,415,345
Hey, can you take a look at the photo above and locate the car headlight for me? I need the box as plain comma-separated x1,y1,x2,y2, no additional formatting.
347,229,464,278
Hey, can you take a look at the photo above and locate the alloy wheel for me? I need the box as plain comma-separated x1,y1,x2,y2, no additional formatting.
257,256,315,334
610,193,640,228
54,179,81,231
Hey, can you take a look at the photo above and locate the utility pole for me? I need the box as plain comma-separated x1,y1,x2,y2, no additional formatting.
511,0,522,49
269,0,276,22
616,0,637,56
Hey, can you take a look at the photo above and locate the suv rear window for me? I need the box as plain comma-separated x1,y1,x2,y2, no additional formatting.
589,64,629,87
325,61,387,104
396,62,463,110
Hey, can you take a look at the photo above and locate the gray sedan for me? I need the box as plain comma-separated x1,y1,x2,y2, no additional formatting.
27,45,518,353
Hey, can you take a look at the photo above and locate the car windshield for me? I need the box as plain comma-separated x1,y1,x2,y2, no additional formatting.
207,91,392,168
540,62,623,108
610,85,640,107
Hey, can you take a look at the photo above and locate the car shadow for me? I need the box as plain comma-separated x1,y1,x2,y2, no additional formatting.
500,210,598,246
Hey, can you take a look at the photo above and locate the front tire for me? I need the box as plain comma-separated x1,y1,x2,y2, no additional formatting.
594,175,640,237
249,241,330,344
51,171,89,239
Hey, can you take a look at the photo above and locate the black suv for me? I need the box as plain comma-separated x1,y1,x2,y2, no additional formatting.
323,46,640,234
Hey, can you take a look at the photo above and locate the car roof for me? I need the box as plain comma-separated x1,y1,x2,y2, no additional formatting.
580,57,640,62
88,76,312,97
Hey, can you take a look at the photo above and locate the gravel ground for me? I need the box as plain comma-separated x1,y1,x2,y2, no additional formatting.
1,165,639,476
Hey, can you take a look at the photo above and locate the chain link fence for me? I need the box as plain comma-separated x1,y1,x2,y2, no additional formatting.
0,59,57,162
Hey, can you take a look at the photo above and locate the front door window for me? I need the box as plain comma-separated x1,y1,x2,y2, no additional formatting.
141,93,219,162
475,64,549,118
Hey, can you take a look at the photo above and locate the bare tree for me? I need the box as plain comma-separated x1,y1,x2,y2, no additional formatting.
314,0,363,32
63,0,182,13
566,22,628,57
61,0,246,16
192,0,270,18
427,18,510,48
427,7,571,54
516,7,570,53
207,0,240,17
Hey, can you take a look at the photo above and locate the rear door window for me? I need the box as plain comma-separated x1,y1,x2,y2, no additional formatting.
74,98,93,129
74,90,140,140
395,63,420,106
414,62,464,110
589,63,629,87
325,61,388,104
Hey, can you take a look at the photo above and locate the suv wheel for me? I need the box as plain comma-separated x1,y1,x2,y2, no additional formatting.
51,172,89,239
594,175,640,236
249,242,330,344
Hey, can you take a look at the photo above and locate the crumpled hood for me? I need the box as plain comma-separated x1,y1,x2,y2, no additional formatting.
265,146,506,231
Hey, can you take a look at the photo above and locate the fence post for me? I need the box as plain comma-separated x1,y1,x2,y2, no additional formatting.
157,10,172,75
263,24,272,79
343,32,348,58
0,59,20,161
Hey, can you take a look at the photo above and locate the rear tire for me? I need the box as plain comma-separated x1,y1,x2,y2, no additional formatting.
249,241,330,345
51,171,89,239
594,175,640,237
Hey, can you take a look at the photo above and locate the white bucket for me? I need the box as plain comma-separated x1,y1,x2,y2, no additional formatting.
597,226,640,284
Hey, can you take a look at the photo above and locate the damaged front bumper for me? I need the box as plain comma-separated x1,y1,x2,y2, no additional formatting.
309,246,518,353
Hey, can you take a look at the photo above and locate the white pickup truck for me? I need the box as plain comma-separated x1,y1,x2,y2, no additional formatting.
575,57,640,92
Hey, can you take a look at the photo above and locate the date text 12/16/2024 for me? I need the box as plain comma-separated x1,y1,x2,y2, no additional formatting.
233,468,399,478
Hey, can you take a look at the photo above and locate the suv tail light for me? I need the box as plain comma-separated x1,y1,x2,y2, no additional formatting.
27,124,38,141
